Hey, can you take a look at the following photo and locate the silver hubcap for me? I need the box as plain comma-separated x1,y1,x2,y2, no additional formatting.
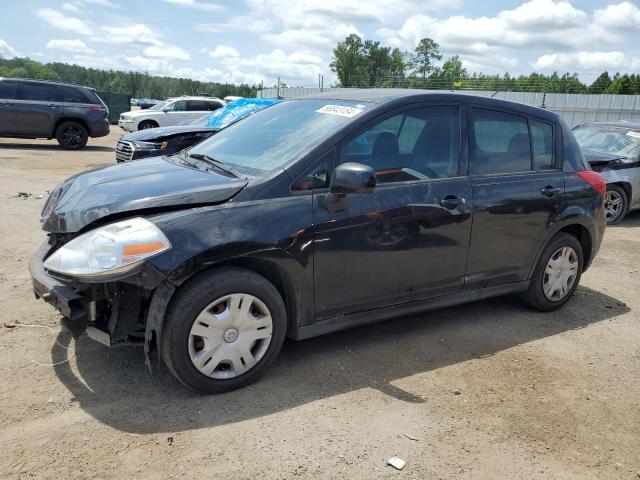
604,190,623,221
188,293,273,379
543,246,579,301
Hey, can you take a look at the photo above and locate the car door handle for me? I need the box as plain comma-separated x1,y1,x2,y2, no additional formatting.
541,186,561,197
440,196,465,209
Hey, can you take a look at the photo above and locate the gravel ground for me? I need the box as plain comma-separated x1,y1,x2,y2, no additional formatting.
0,130,639,480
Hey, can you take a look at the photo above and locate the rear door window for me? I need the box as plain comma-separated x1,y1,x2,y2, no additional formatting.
19,82,54,102
471,108,532,175
0,80,18,100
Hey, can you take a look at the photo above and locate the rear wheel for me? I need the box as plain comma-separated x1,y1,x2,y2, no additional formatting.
520,233,583,311
604,185,627,224
138,120,158,130
56,121,88,150
161,267,287,393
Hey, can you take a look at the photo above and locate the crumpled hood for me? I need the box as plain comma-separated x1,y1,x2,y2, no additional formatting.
582,149,625,166
122,125,217,142
41,156,248,233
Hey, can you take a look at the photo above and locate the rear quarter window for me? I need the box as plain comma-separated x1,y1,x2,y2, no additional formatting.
51,85,90,103
530,120,554,170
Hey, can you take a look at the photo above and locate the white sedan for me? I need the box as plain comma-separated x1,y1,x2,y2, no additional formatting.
118,96,225,132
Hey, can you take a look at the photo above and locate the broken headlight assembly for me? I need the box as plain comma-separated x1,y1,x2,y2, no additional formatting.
44,217,171,280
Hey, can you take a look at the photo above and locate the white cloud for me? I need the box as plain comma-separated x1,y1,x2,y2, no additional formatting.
144,45,191,60
533,51,640,72
36,8,92,36
164,0,224,12
209,45,239,58
99,24,163,46
62,3,80,12
595,1,640,30
46,38,95,54
0,38,19,58
227,49,325,83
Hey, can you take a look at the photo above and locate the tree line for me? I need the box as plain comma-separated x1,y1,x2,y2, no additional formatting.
330,34,640,95
0,58,257,98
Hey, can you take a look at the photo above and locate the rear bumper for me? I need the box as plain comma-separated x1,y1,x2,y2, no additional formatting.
90,119,110,138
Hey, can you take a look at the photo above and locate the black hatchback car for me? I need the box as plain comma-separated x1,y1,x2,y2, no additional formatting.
30,90,606,393
0,77,109,149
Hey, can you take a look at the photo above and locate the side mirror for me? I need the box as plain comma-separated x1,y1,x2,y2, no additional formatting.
330,162,376,195
162,107,171,113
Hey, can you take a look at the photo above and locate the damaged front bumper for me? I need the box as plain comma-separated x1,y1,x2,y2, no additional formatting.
29,240,175,366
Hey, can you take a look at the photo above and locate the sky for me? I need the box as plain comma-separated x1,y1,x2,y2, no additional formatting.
1,0,639,86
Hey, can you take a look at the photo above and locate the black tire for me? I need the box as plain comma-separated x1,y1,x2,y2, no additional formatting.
605,184,628,225
161,267,287,394
520,233,584,312
138,120,158,130
55,121,88,150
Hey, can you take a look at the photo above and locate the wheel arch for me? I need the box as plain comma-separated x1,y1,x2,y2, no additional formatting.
52,117,89,138
138,118,159,130
528,214,597,280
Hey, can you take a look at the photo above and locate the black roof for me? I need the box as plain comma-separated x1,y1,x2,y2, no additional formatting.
0,77,96,90
304,88,558,121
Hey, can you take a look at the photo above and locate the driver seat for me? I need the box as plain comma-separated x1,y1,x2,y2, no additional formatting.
370,132,399,172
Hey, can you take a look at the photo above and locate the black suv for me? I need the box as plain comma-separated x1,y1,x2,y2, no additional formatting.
0,78,109,149
30,90,606,393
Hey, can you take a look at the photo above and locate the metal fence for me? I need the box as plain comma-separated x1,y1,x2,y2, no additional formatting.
257,87,640,127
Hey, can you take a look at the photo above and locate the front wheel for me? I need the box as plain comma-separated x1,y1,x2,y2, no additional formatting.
138,120,158,130
520,233,584,311
604,185,627,224
161,267,287,393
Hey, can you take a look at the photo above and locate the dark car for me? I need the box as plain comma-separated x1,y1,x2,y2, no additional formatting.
30,90,606,393
137,98,160,109
573,122,640,224
114,98,280,163
0,77,109,149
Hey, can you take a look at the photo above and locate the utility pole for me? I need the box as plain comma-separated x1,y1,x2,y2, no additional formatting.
276,76,280,99
321,75,324,92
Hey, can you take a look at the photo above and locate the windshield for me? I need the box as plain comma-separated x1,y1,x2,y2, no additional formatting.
148,101,167,111
188,99,369,175
189,114,211,126
573,125,640,162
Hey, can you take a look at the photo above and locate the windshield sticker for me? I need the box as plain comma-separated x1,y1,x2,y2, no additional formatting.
626,130,640,139
316,104,363,118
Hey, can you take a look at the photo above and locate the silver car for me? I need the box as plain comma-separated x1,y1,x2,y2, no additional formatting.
573,122,640,224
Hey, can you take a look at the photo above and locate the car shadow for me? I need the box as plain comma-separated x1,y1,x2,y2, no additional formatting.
615,209,640,228
52,286,629,434
0,142,113,152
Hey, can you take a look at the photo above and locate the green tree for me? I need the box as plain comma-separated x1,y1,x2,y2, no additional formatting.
330,34,368,87
589,71,612,93
410,38,442,80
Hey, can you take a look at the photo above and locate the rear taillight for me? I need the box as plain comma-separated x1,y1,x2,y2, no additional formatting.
89,105,107,111
576,171,606,199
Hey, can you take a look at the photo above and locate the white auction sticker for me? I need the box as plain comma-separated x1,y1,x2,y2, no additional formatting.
626,130,640,139
316,104,363,118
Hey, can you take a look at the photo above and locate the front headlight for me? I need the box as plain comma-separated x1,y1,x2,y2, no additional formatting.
44,217,171,279
132,141,164,150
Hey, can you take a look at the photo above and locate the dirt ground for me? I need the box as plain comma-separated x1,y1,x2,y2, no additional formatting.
0,130,639,480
